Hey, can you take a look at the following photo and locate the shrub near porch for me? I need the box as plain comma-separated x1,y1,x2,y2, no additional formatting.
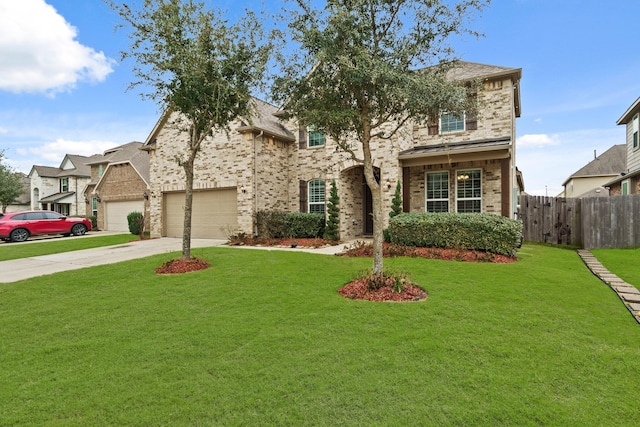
388,212,522,257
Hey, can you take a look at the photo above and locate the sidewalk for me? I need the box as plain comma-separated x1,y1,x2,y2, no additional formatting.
0,236,360,283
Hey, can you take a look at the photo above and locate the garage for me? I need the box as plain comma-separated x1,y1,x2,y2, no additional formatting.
105,200,144,232
164,188,238,239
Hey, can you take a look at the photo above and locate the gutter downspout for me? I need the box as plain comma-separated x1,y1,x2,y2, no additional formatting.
253,131,264,236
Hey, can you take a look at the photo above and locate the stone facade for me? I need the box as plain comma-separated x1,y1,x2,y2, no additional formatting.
144,62,522,240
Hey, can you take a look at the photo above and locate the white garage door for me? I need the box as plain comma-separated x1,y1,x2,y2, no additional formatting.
105,200,144,232
164,189,238,239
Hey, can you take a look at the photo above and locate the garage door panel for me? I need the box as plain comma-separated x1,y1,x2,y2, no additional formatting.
105,201,144,232
164,189,237,239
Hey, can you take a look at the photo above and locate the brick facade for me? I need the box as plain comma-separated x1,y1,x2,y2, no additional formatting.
145,62,522,240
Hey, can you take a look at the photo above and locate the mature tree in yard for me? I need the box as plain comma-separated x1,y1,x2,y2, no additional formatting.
274,0,488,277
0,151,24,213
109,0,270,259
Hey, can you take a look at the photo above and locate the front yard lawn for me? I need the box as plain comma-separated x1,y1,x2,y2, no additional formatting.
1,244,639,425
0,234,134,261
591,247,640,287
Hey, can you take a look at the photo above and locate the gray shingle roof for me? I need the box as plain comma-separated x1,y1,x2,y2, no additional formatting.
445,61,522,82
88,141,150,183
238,98,296,141
566,144,626,179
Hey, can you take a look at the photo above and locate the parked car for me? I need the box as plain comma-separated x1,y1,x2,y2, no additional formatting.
0,210,92,242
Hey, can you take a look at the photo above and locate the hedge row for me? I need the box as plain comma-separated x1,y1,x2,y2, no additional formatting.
254,210,325,239
388,212,522,257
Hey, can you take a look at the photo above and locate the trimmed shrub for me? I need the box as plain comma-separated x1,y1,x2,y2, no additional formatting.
127,211,145,236
388,212,522,257
86,215,97,230
254,210,326,239
285,212,325,238
323,180,340,241
254,210,289,238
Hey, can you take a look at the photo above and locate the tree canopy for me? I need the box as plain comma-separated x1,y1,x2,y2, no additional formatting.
274,0,488,275
0,151,25,213
109,0,270,258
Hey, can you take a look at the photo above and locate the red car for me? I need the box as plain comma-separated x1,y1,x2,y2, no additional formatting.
0,210,92,242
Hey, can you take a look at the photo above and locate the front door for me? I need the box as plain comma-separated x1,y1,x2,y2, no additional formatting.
362,168,380,235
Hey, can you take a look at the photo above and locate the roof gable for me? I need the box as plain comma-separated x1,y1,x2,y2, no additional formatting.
564,145,626,182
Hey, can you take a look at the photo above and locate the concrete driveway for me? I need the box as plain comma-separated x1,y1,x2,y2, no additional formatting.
0,237,226,283
0,234,357,283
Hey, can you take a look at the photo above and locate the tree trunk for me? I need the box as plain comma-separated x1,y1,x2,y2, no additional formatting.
182,154,195,260
361,124,384,276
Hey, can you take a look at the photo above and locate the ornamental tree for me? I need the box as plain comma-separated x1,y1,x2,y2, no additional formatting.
0,151,24,213
274,0,487,276
109,0,270,259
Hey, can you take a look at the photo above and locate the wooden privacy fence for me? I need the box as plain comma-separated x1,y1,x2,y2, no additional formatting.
518,194,640,249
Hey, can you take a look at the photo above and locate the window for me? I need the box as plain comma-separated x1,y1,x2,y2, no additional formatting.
633,114,638,150
440,112,465,133
92,197,98,217
98,164,104,177
622,180,630,195
308,126,325,147
59,204,70,216
456,169,482,213
60,177,69,192
308,179,326,214
426,171,449,212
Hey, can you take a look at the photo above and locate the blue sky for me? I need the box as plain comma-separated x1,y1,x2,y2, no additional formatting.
1,0,639,196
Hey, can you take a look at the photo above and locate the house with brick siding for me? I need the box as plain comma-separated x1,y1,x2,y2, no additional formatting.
143,61,522,240
84,142,150,232
605,96,640,195
29,154,102,216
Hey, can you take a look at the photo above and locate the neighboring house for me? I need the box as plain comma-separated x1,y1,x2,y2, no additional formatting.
84,142,150,232
143,61,522,240
605,96,640,195
561,145,626,198
28,154,102,216
4,172,31,212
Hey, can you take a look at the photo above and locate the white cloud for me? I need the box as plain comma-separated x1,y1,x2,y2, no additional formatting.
26,139,117,163
516,133,559,148
0,126,7,134
0,0,115,95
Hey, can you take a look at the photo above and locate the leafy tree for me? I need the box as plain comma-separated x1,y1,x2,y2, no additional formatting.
389,181,402,218
109,0,270,259
0,151,24,213
274,0,486,276
324,179,340,241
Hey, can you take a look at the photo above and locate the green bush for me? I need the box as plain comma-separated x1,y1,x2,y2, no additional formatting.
254,210,326,239
388,212,522,257
86,215,97,230
254,210,289,238
284,212,325,238
323,180,340,241
127,211,145,236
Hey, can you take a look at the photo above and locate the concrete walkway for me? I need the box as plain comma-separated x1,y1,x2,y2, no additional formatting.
0,235,359,283
577,249,640,324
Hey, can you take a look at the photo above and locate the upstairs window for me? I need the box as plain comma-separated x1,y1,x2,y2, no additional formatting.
98,164,104,178
633,114,638,150
308,179,326,214
440,112,465,133
60,177,69,192
308,126,325,147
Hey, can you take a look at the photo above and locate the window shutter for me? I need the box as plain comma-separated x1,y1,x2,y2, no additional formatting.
428,116,439,135
298,127,307,149
466,93,478,131
299,180,308,212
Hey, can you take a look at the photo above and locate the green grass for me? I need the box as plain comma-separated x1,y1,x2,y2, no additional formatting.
591,247,640,287
1,244,639,426
0,234,134,261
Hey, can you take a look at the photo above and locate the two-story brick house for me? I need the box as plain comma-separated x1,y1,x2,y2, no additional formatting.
29,154,102,216
143,61,522,240
606,96,640,195
84,142,150,231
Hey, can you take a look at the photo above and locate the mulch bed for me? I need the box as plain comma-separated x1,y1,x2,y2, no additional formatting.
228,236,338,248
338,277,428,302
155,257,211,274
